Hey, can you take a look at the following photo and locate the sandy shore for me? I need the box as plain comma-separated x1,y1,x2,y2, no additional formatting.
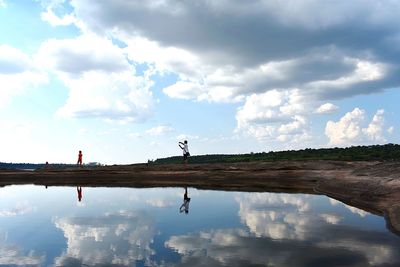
1,160,399,235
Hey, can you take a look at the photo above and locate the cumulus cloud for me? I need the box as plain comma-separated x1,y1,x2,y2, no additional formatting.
36,34,154,122
40,1,78,27
325,108,388,145
34,0,400,114
36,0,400,143
40,0,400,103
315,103,339,114
325,108,365,145
36,34,129,76
0,45,48,107
362,109,385,141
235,89,311,144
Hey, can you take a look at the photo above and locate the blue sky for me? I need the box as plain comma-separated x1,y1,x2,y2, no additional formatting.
0,0,399,164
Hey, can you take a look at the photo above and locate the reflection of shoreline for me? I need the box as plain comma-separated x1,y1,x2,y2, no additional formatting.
1,160,400,236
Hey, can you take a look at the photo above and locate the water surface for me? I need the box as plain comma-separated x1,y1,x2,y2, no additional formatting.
0,185,399,266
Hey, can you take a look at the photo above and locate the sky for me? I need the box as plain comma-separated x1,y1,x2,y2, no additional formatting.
0,0,399,164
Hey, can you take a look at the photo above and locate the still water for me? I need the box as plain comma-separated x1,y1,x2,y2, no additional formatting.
0,185,399,267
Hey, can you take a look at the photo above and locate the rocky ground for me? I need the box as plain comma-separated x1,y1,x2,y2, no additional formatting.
1,160,399,235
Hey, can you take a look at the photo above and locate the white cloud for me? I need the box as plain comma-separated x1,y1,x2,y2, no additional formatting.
41,7,77,26
235,89,311,144
0,120,45,163
325,108,388,146
32,0,400,122
362,109,386,142
149,141,159,146
55,71,154,122
0,45,33,74
36,34,130,76
176,134,200,141
33,1,400,149
36,34,155,122
325,108,365,145
278,115,307,135
0,0,6,8
315,103,339,114
0,45,48,107
145,125,174,136
236,89,301,128
127,132,142,139
388,126,394,134
43,0,400,105
163,81,204,100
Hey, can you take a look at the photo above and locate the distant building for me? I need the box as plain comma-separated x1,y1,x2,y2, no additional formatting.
87,162,101,166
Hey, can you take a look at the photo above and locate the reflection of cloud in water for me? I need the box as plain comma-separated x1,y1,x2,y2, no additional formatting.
329,198,369,217
320,213,342,225
0,201,36,217
146,199,174,208
0,232,44,266
54,210,156,266
166,227,400,266
237,193,313,240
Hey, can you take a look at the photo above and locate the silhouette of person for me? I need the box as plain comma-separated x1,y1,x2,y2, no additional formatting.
77,150,83,166
178,140,190,165
77,186,83,202
179,187,191,214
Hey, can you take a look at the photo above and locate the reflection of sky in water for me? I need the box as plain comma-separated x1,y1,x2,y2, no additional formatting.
0,185,399,266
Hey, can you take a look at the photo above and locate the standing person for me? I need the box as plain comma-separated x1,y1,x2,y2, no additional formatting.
178,140,190,164
77,150,83,166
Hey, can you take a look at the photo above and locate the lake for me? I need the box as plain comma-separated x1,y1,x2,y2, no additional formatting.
0,185,399,266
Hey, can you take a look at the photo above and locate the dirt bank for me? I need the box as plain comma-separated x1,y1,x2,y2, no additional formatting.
1,160,399,235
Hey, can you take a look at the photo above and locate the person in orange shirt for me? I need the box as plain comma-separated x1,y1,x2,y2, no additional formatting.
77,150,83,166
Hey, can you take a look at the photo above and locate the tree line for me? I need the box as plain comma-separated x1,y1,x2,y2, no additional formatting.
0,163,76,170
152,143,400,164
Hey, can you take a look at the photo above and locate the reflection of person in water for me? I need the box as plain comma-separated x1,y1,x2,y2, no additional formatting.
179,187,191,214
77,186,83,202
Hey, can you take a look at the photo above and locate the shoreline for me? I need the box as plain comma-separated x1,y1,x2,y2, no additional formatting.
1,160,399,235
